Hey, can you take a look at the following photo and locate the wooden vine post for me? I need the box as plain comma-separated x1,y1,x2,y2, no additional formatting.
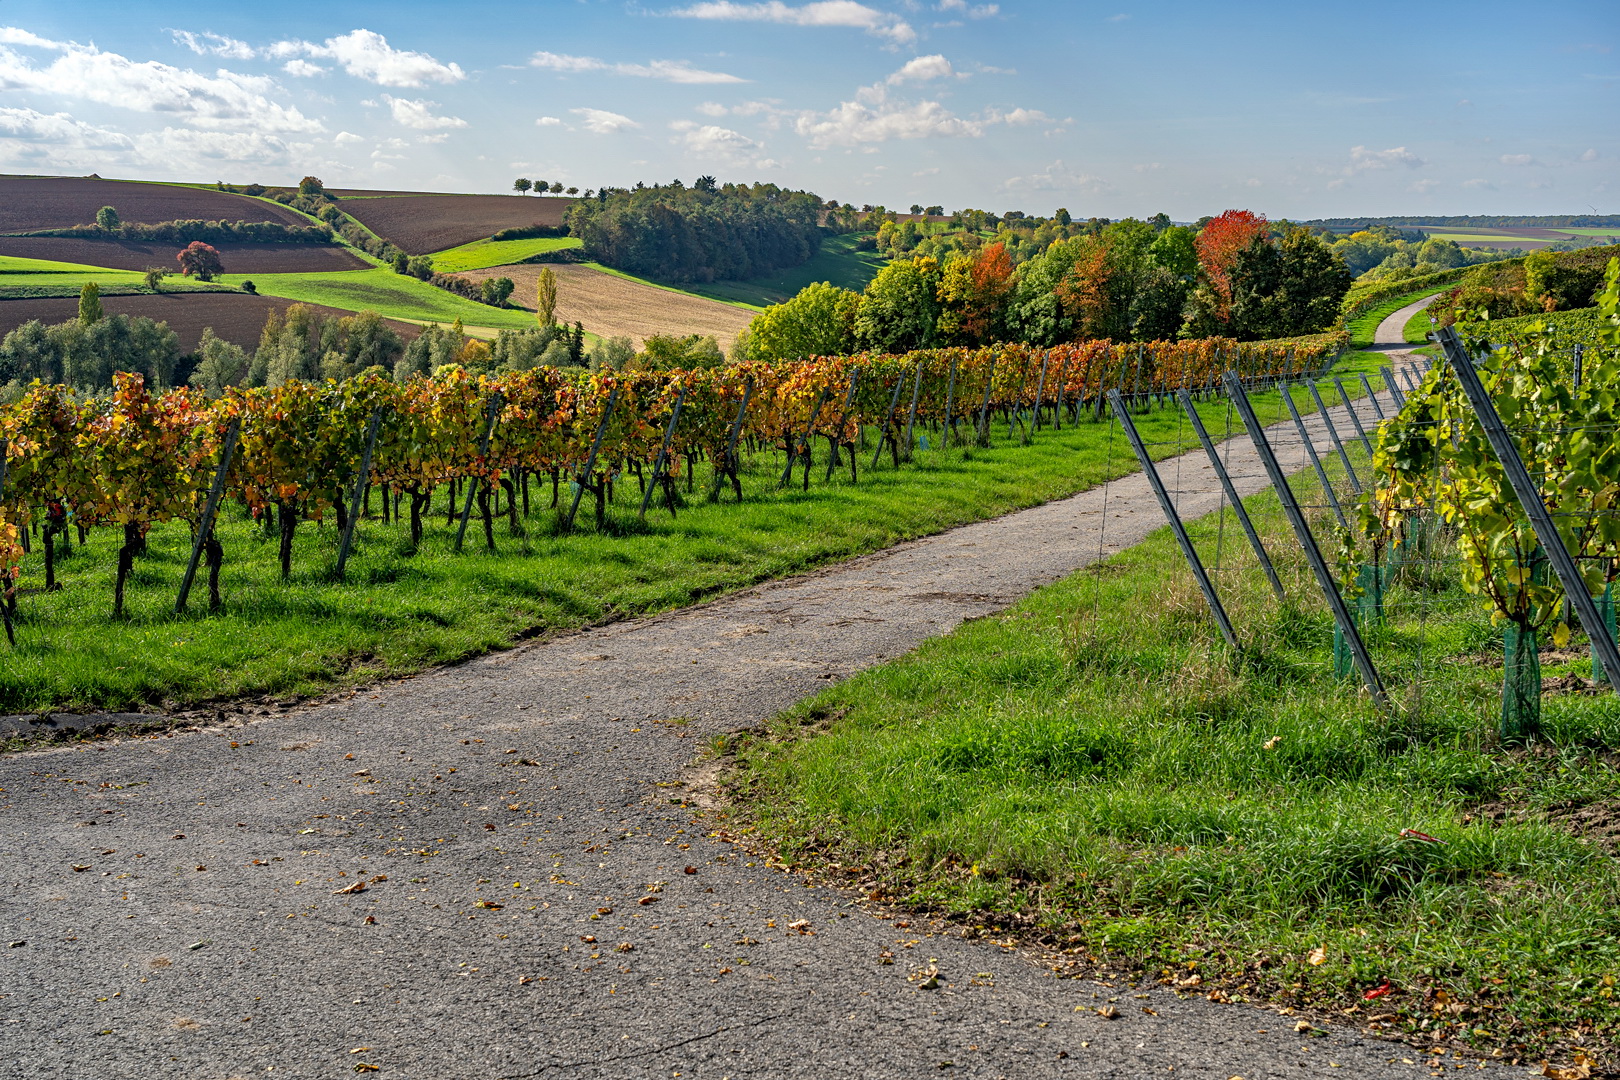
0,437,13,646
563,384,619,531
709,378,752,502
640,383,688,519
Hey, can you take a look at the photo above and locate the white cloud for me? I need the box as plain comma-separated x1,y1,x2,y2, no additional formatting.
0,27,69,51
1410,178,1441,193
0,38,321,133
797,96,981,147
1582,148,1600,162
1133,162,1163,173
0,104,134,150
992,107,1051,126
671,2,917,47
1463,178,1495,190
282,59,325,78
530,51,746,84
169,30,255,60
571,107,639,134
1003,160,1110,194
1326,178,1347,190
1348,145,1424,172
383,95,467,130
887,55,954,84
697,101,730,117
334,130,364,145
272,29,463,87
1245,177,1262,187
670,119,773,166
1105,12,1130,21
1499,152,1534,166
536,116,562,127
938,0,999,16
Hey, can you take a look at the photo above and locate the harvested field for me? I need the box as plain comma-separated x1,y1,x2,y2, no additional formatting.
0,292,420,352
0,236,367,274
341,195,575,253
460,263,755,346
0,175,308,233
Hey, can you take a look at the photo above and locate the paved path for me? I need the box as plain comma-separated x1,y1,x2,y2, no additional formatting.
0,354,1519,1080
1370,293,1442,350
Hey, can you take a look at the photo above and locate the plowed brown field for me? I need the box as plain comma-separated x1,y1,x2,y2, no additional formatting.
0,176,309,232
0,293,420,353
341,195,574,253
0,236,367,274
459,263,754,347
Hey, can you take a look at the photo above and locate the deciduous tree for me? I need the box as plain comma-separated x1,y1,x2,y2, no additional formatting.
176,241,224,281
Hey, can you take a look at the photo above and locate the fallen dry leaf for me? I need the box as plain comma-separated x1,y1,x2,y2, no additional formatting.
1307,946,1327,966
1293,1021,1313,1034
475,900,503,910
71,864,90,873
637,896,659,906
1263,736,1282,750
334,880,367,895
1096,1006,1118,1020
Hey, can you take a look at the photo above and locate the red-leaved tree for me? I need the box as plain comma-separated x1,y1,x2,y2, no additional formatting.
177,241,224,281
1195,210,1268,319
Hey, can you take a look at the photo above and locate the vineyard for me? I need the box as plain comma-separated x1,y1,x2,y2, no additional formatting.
0,333,1343,646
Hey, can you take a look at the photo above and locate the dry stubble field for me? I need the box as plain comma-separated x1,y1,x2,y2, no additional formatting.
461,262,756,346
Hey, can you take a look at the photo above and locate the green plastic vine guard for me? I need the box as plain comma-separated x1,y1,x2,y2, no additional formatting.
1333,563,1385,679
1500,553,1548,741
1595,581,1617,687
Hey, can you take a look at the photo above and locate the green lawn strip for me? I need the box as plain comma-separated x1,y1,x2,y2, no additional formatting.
215,268,537,330
3,372,1354,716
1344,286,1453,349
1404,305,1439,344
429,237,581,273
729,475,1620,1063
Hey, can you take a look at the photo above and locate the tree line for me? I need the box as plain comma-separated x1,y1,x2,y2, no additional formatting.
738,210,1353,361
565,177,825,282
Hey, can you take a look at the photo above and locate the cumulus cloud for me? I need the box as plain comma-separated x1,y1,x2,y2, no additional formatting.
1582,148,1600,162
571,107,639,134
334,130,364,145
1462,178,1495,190
1348,145,1424,172
0,105,135,150
0,28,68,50
1500,153,1535,166
670,119,774,166
670,1,917,47
169,30,255,59
530,51,746,84
1003,160,1110,194
271,29,463,87
938,0,999,17
0,33,321,133
282,59,325,77
536,116,562,127
887,55,954,84
1410,178,1441,193
792,71,1041,148
382,95,467,130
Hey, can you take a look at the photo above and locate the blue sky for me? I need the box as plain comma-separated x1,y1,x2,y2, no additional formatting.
0,1,1614,219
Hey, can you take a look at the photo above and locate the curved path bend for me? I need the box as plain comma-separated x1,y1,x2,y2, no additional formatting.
0,349,1514,1080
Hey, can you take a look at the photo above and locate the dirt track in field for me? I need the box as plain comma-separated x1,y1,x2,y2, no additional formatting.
461,262,756,346
0,176,308,232
0,235,368,274
341,194,574,254
0,292,421,352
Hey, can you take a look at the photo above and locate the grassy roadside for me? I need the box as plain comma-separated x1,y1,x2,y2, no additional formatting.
724,467,1620,1068
2,369,1372,716
0,255,233,299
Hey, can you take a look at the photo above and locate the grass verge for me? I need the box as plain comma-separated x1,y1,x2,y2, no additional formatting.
725,467,1620,1068
4,373,1357,716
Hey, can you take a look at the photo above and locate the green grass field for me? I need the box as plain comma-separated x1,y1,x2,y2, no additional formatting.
429,236,581,273
680,233,889,307
213,268,539,331
0,254,233,299
730,465,1620,1062
0,366,1379,717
